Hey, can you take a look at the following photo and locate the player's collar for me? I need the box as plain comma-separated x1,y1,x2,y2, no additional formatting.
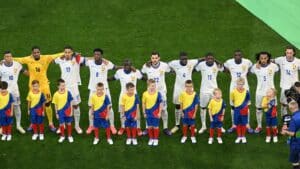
94,59,102,65
151,62,160,69
285,56,295,62
123,69,131,74
4,61,13,67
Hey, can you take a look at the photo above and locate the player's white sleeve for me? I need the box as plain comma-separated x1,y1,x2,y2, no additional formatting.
0,66,2,78
141,64,147,74
274,57,282,64
164,62,171,72
274,63,279,72
223,60,230,69
168,60,176,70
136,70,143,79
195,62,202,71
107,61,114,70
218,64,224,71
54,58,61,64
114,70,120,80
250,65,256,74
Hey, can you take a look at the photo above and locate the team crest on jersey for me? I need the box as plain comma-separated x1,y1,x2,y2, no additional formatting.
131,75,136,81
101,65,106,72
212,67,217,73
159,69,164,75
14,68,18,74
242,65,247,72
188,65,192,71
268,68,273,75
292,64,297,70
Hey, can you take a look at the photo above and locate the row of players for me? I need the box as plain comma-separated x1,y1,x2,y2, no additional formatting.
0,77,277,146
0,46,298,143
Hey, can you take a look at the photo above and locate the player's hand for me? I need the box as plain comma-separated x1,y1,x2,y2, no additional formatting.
144,113,147,118
106,116,109,120
181,113,184,118
27,110,30,116
255,62,261,69
102,58,109,65
210,116,213,122
56,114,59,119
220,116,224,122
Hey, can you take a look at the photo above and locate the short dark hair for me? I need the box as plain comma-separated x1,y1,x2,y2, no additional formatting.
1,81,8,90
126,82,135,90
151,51,160,57
3,50,11,55
93,48,103,54
255,51,272,63
295,81,300,88
57,78,65,86
286,45,296,56
97,82,104,88
205,52,214,57
31,46,40,51
31,80,39,85
179,51,187,57
185,80,193,85
64,45,73,51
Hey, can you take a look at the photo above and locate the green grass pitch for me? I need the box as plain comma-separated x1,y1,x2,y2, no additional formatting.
0,0,298,169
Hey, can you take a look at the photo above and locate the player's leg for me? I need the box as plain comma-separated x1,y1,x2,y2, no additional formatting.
118,95,125,135
86,91,94,134
31,114,39,140
136,110,142,136
106,88,117,134
38,116,45,140
43,85,56,132
190,119,196,143
234,111,242,144
241,115,248,143
199,93,210,134
71,86,82,134
103,119,113,145
254,94,263,133
280,89,288,116
58,116,66,143
125,119,132,145
131,120,138,145
272,118,278,143
66,120,73,143
147,118,154,146
161,92,171,136
93,118,100,145
13,93,25,134
216,121,223,144
171,88,181,134
208,121,215,144
153,118,160,146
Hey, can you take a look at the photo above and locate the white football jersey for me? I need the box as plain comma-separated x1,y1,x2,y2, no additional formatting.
0,61,22,93
141,61,170,92
250,63,279,95
114,69,143,94
55,56,84,87
224,58,252,91
168,59,198,91
195,62,224,93
86,59,114,91
275,56,300,89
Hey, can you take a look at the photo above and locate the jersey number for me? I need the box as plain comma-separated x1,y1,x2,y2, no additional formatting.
236,72,241,77
9,75,13,80
208,75,212,80
286,70,291,76
66,67,71,72
35,67,40,72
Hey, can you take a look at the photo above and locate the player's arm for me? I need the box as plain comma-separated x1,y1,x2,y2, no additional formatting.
136,104,140,120
13,56,31,64
20,68,29,76
53,105,59,119
106,106,110,120
90,105,94,119
158,102,163,118
193,104,198,119
142,96,146,118
207,102,213,121
10,103,14,117
47,52,64,62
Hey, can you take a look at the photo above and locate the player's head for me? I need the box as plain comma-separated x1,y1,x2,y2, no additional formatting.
64,45,74,59
151,51,160,65
213,88,222,99
233,49,243,64
126,82,135,95
31,80,40,91
285,45,296,61
205,52,215,66
93,48,103,61
179,52,188,66
266,88,276,98
185,80,194,93
294,81,300,93
0,81,8,91
57,78,66,91
123,59,132,72
288,99,299,113
31,46,41,60
255,51,271,66
3,51,13,63
236,77,245,90
147,79,156,92
96,82,105,95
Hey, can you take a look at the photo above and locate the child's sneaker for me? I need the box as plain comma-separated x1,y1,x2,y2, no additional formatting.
39,134,44,141
273,136,278,143
107,138,113,145
1,134,7,141
93,138,99,145
265,136,271,143
132,139,138,145
191,137,197,144
68,136,74,143
153,139,159,146
148,139,154,146
32,134,39,140
208,137,213,144
254,127,262,134
58,136,65,143
217,137,223,144
242,137,247,144
6,135,12,141
235,137,242,144
181,136,187,143
126,138,132,145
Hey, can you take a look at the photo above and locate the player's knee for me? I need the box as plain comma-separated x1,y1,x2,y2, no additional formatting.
73,105,79,109
201,107,206,110
175,104,181,109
